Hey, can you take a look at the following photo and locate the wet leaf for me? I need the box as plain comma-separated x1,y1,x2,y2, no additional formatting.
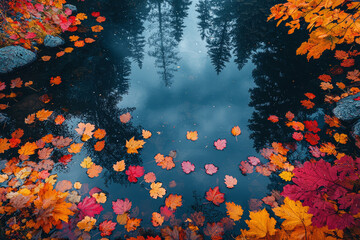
205,186,224,206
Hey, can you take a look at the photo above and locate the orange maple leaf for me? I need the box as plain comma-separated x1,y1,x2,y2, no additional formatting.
41,56,51,61
93,129,106,139
94,140,105,151
165,194,182,210
186,131,198,141
120,112,131,123
125,137,145,154
91,25,104,32
0,138,10,153
36,109,53,121
85,38,95,43
74,40,85,47
125,218,141,232
68,143,83,153
50,76,62,85
54,115,65,125
18,142,38,156
231,126,241,136
87,164,103,178
142,129,152,139
25,113,35,124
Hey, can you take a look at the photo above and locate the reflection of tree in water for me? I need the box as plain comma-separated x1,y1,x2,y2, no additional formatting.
148,0,181,86
196,0,281,73
168,0,192,42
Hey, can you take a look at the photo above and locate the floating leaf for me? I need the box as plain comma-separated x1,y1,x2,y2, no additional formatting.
205,186,224,206
214,139,227,150
226,202,243,221
150,182,166,199
186,131,198,141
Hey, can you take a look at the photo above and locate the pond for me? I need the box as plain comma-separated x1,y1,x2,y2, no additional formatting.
0,0,347,239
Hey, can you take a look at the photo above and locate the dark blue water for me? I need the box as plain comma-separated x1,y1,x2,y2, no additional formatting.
0,0,336,238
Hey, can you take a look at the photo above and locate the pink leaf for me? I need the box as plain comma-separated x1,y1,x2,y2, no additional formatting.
205,164,218,175
112,198,132,215
239,161,253,175
248,156,260,166
214,139,226,150
25,32,36,39
78,197,104,219
181,161,195,174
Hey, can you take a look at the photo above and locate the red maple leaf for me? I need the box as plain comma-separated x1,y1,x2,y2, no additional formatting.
58,154,72,165
304,120,321,133
205,186,225,206
77,197,104,219
125,165,144,183
304,132,320,145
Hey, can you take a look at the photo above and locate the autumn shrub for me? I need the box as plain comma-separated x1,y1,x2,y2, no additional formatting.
0,0,75,49
268,0,360,60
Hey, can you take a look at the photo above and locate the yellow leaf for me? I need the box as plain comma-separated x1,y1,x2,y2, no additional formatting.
0,174,9,183
74,182,82,189
149,182,166,199
186,131,198,141
18,142,38,156
226,202,243,221
117,213,129,225
45,174,58,185
125,137,145,154
36,109,53,121
334,133,348,144
272,197,313,231
231,126,241,136
92,192,107,203
244,208,277,238
80,157,93,168
279,171,294,181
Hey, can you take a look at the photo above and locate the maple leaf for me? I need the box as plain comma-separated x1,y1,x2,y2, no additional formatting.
120,112,132,123
301,99,315,109
231,126,241,136
239,161,254,175
125,218,141,232
214,139,227,150
161,226,185,240
94,140,105,151
181,161,195,174
68,143,83,153
304,132,320,145
206,186,225,206
54,115,65,125
93,129,106,139
160,206,175,221
165,194,182,210
144,172,156,183
341,59,354,67
92,192,107,203
204,222,224,240
248,156,260,166
150,182,166,199
99,220,116,236
244,208,277,238
112,198,132,215
0,138,10,153
96,16,106,23
50,76,62,85
224,175,237,188
87,164,103,178
80,156,93,168
334,133,348,144
78,196,104,219
279,171,294,181
273,197,312,230
152,212,164,227
10,77,23,88
55,180,73,192
304,120,321,133
347,69,360,82
91,25,104,32
292,132,303,141
158,156,175,170
186,131,198,141
38,147,53,159
92,12,100,17
335,50,348,60
142,129,152,139
25,113,35,124
125,165,144,182
113,160,125,172
304,92,316,99
205,164,218,175
74,182,82,189
75,123,95,137
325,115,340,128
74,40,85,47
126,137,145,154
42,55,51,61
85,38,96,43
18,142,38,156
36,109,53,121
117,213,129,225
77,216,96,232
226,202,243,221
11,128,24,139
268,115,279,123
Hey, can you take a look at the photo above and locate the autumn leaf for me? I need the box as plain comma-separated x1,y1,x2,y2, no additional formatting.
36,109,53,121
87,164,103,178
144,172,156,183
50,76,62,85
244,208,277,238
78,196,104,219
165,194,182,210
142,129,152,139
74,40,85,47
120,112,132,123
55,180,72,192
91,25,104,32
125,218,141,232
279,171,294,181
112,198,132,215
152,212,164,227
214,139,227,150
117,213,129,225
150,182,166,199
273,197,312,230
41,56,51,61
186,131,198,141
85,38,95,43
64,47,74,53
68,143,83,153
77,216,96,232
38,147,53,159
205,164,218,175
125,137,145,154
99,220,116,236
69,35,79,42
113,160,125,172
96,16,106,23
268,115,279,123
334,133,348,144
226,202,243,221
224,175,237,188
93,129,106,139
181,161,195,174
231,126,241,136
94,140,105,151
301,99,315,109
54,115,65,125
10,77,23,88
25,113,35,124
81,156,93,168
125,165,144,182
92,192,107,203
18,142,38,156
75,123,95,137
206,186,225,206
0,138,11,153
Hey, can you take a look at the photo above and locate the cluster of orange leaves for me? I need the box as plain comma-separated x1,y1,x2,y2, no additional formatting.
268,0,360,59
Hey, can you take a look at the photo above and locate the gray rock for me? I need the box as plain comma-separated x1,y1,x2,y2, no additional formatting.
353,119,360,135
44,35,64,47
0,46,36,74
333,93,360,121
64,4,77,13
